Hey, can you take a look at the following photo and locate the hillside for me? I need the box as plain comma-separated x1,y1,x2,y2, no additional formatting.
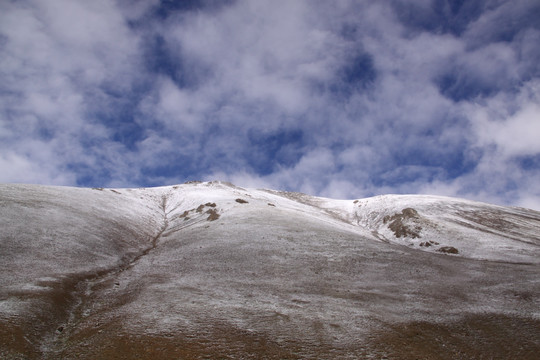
1,182,539,359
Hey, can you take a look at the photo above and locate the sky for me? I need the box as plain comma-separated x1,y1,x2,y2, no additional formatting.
1,0,540,210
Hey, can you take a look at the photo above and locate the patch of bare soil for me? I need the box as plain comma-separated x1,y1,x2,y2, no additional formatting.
367,314,540,360
53,322,309,360
9,313,538,359
383,208,422,238
0,320,41,359
459,209,518,232
0,271,111,358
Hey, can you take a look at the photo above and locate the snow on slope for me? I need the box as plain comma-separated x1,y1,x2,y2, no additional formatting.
0,183,170,355
300,193,540,264
1,181,540,359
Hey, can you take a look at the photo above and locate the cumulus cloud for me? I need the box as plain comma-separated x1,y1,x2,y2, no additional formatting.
1,0,539,209
472,81,540,158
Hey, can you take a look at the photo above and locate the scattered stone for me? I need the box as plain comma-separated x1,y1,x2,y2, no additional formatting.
268,203,275,207
419,240,439,247
206,209,220,221
402,208,419,217
438,246,459,254
383,208,422,238
236,198,248,204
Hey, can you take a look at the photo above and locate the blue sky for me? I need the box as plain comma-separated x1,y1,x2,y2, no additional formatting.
1,0,540,209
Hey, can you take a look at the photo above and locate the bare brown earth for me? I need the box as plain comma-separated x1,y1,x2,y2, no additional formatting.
371,314,540,360
2,313,539,359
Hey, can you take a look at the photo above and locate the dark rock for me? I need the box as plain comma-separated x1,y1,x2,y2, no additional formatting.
438,246,459,254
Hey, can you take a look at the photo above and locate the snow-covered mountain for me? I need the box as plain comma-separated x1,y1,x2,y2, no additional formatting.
1,182,539,359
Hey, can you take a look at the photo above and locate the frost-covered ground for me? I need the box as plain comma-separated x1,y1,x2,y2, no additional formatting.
1,182,539,359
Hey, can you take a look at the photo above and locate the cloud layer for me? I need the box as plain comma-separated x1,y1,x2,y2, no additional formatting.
1,0,540,209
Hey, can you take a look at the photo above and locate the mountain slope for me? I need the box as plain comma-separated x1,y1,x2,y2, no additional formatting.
312,193,540,263
1,182,539,359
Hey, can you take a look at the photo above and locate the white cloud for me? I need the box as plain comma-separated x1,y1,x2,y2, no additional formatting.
0,0,142,186
0,148,76,185
472,81,540,158
159,0,340,116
